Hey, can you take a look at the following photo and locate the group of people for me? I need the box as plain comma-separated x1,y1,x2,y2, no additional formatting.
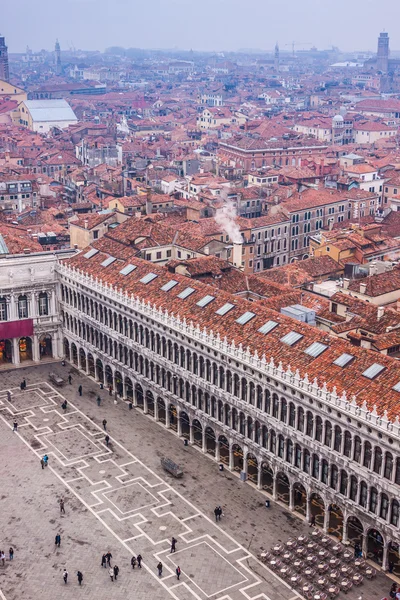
63,570,83,585
0,549,13,565
19,379,27,390
389,583,400,599
214,506,223,521
101,552,119,582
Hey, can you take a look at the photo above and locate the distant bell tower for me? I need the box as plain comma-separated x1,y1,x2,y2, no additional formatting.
376,31,389,73
55,39,61,75
0,35,10,82
274,42,280,72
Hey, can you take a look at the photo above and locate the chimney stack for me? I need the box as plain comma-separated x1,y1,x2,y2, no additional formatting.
232,242,243,269
146,186,153,215
359,282,367,295
377,306,385,320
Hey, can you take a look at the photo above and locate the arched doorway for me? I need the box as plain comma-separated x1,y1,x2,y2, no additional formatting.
169,404,177,431
105,365,113,387
310,493,325,528
261,463,273,493
87,353,95,377
388,542,400,576
157,398,166,423
293,483,307,516
328,504,343,539
39,334,52,358
96,358,104,383
114,371,123,396
276,472,290,505
135,384,144,408
218,435,229,465
63,338,70,361
192,419,202,446
367,529,384,566
232,444,243,472
347,516,363,548
125,377,133,400
79,348,86,371
0,339,12,363
146,391,155,416
205,427,215,454
71,343,78,365
180,412,190,439
19,337,32,361
247,454,258,484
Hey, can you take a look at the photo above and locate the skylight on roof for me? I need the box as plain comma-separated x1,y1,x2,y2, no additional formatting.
196,295,215,308
120,264,136,276
140,272,158,284
216,303,235,316
362,363,385,380
84,248,98,259
101,256,117,267
305,341,328,358
236,311,256,325
280,331,303,346
393,381,400,393
258,320,279,334
333,353,354,368
177,287,195,299
161,280,179,292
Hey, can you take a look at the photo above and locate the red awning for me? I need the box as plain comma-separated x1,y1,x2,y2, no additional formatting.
0,319,34,340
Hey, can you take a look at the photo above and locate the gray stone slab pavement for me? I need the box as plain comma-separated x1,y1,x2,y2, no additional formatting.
0,363,395,600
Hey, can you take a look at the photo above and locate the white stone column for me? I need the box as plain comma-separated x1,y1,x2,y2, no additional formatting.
143,391,148,414
165,405,170,428
215,440,220,462
202,428,207,453
32,334,40,362
342,518,348,544
257,466,262,490
12,338,20,365
362,532,368,558
272,474,277,501
382,542,390,571
189,424,194,444
289,484,294,510
229,445,234,471
323,508,330,533
306,495,311,523
154,399,159,421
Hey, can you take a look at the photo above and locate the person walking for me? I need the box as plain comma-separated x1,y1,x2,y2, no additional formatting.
109,566,114,582
78,385,82,397
102,419,107,431
109,385,112,396
101,554,107,568
214,506,219,522
97,396,101,407
55,533,61,548
59,498,65,514
113,565,119,581
9,548,13,561
13,421,18,432
170,537,177,553
217,506,222,520
176,566,181,580
105,551,112,566
40,457,45,469
157,561,163,577
63,569,68,584
105,435,110,447
43,454,48,467
130,556,136,569
0,552,4,566
7,391,11,401
137,554,142,568
77,571,83,586
23,379,26,390
68,375,72,385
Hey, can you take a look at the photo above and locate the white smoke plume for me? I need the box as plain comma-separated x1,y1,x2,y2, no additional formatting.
215,200,243,244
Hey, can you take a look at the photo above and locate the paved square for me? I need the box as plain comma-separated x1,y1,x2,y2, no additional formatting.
103,481,160,514
7,389,49,412
43,427,103,460
167,542,247,596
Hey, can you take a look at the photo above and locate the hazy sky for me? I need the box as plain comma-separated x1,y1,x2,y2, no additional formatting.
3,0,400,54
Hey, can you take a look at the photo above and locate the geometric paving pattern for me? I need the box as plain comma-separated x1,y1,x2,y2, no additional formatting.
0,380,302,600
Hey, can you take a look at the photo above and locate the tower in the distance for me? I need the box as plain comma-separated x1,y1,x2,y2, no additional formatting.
0,35,9,82
274,42,280,72
55,39,61,75
377,31,389,73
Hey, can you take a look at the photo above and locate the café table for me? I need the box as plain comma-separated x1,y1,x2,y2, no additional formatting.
313,593,326,600
306,555,316,564
331,544,341,554
340,565,351,575
365,567,375,579
311,529,321,538
286,539,296,548
328,558,339,568
282,552,291,562
329,571,338,581
293,559,303,571
328,586,339,597
320,537,330,546
269,559,280,569
304,567,314,578
298,535,307,543
290,575,299,584
318,549,328,559
342,551,352,562
317,563,328,573
296,547,306,556
306,541,317,550
279,566,289,575
354,558,364,568
352,574,363,585
272,545,282,555
317,576,327,587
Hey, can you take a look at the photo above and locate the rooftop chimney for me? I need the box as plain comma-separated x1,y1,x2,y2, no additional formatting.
84,219,88,229
146,186,153,216
377,306,384,320
232,242,243,269
359,282,367,294
343,278,350,289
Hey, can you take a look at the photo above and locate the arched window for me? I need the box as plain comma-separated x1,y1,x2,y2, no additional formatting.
272,394,279,418
286,439,293,463
289,402,296,427
380,494,389,520
18,295,28,319
297,407,304,432
373,447,383,474
363,442,372,469
384,453,393,480
353,436,362,463
391,500,399,526
324,421,332,447
306,412,313,437
315,416,323,442
334,426,342,452
270,430,276,454
312,454,319,479
359,481,368,508
369,487,378,513
294,444,302,468
349,476,358,501
303,449,310,474
340,470,348,495
280,398,287,422
321,460,328,484
38,292,49,316
330,465,338,489
343,431,352,458
278,435,284,458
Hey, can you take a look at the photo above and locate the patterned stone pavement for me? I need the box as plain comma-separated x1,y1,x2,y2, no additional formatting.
0,364,394,600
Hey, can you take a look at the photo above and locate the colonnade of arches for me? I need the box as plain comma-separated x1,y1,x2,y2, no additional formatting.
63,331,400,573
0,334,53,364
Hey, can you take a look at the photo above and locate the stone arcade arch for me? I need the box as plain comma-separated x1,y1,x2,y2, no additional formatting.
367,528,384,566
276,472,290,505
231,444,243,472
0,339,12,363
261,462,273,494
87,353,95,378
146,391,155,416
96,358,104,383
39,334,52,358
135,383,144,408
310,492,325,528
205,427,216,454
157,397,166,424
19,337,32,361
192,419,202,446
79,348,86,372
247,454,258,485
347,515,364,548
293,482,307,516
328,503,344,539
180,412,190,439
218,435,229,465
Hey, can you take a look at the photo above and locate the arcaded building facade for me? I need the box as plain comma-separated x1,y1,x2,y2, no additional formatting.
58,245,400,574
